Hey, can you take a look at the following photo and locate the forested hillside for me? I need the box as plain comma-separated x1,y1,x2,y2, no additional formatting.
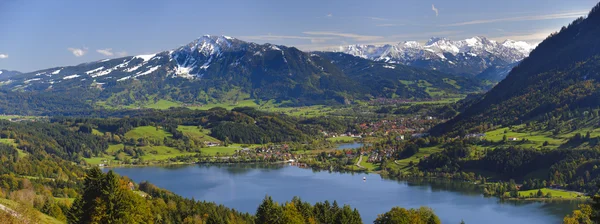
432,3,600,136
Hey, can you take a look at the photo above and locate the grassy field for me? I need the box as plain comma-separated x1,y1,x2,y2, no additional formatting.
106,144,124,154
201,144,259,155
359,159,380,171
0,138,16,146
177,126,221,143
0,198,64,224
144,99,182,109
508,188,584,199
326,136,357,143
394,146,444,171
188,99,259,110
485,127,565,148
84,143,256,165
83,156,115,165
0,115,39,120
124,126,172,142
0,138,27,158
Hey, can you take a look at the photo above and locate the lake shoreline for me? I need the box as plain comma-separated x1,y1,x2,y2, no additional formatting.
101,161,589,203
108,164,582,223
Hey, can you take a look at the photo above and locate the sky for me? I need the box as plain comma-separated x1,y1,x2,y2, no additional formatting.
0,0,598,72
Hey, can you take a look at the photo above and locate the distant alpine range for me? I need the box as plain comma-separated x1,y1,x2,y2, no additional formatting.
339,36,537,81
0,35,534,114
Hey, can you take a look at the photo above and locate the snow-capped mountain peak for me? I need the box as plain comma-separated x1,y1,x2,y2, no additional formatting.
339,36,538,77
502,39,537,55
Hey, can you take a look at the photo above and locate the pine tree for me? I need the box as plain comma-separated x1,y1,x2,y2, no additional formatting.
256,196,282,224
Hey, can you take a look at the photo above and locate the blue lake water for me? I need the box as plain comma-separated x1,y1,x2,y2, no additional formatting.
336,142,365,150
109,164,579,223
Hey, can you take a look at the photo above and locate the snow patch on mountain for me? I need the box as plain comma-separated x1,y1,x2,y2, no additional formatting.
135,66,160,78
124,64,143,72
134,54,156,62
51,69,62,75
24,78,40,83
85,67,105,75
63,74,80,80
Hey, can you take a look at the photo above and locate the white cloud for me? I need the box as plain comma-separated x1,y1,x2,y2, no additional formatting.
116,51,128,57
241,34,336,42
326,13,333,17
445,11,587,26
366,17,388,21
376,24,402,27
432,4,439,17
303,31,383,42
491,29,557,42
0,54,7,59
389,30,463,39
67,47,87,57
96,48,114,56
241,34,337,45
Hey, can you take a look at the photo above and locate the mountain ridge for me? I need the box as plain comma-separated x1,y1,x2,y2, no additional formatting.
0,35,486,114
338,36,537,80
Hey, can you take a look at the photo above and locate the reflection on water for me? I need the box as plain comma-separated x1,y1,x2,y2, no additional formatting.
109,164,580,224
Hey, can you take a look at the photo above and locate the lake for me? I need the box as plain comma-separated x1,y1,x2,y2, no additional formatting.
336,142,365,150
108,164,580,223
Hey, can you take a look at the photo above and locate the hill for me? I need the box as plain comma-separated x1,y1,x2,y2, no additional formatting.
0,36,485,115
432,3,600,136
0,70,21,79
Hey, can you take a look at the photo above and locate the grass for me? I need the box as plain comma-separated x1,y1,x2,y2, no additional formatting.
137,146,197,161
0,138,27,158
124,126,172,142
188,99,259,110
394,146,444,171
201,144,257,156
0,115,39,120
0,198,64,224
83,156,114,165
177,126,221,143
359,159,380,171
484,127,565,148
145,99,182,109
509,188,584,199
107,144,124,154
326,136,356,143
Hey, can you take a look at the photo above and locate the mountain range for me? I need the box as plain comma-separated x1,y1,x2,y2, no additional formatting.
340,36,537,81
0,69,21,79
0,35,486,114
432,3,600,136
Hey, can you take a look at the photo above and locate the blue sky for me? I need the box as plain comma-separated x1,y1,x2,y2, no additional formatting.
0,0,597,72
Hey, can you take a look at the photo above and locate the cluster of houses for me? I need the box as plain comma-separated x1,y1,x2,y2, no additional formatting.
233,144,301,161
321,131,362,138
204,141,221,147
357,117,438,137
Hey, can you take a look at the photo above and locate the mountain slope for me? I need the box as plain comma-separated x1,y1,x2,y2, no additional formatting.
432,3,600,136
316,52,484,98
340,36,536,80
0,70,21,79
0,36,485,114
